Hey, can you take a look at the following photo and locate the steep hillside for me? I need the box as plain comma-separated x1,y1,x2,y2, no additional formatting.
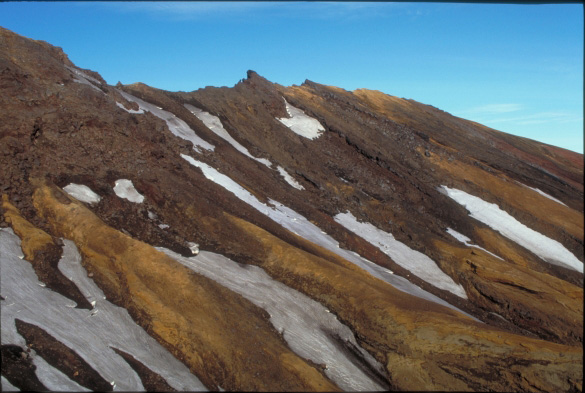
1,26,583,392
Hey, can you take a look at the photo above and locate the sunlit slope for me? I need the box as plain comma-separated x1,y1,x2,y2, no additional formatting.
353,88,584,195
1,26,583,392
29,183,339,392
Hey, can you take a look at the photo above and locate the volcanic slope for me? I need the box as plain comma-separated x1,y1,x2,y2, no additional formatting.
1,26,583,392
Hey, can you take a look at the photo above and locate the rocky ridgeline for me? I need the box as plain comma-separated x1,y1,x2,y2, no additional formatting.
1,27,583,392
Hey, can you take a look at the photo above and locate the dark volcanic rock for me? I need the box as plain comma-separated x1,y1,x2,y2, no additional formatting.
1,344,48,391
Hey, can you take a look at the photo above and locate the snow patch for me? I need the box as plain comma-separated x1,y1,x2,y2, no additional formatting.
117,90,214,152
181,154,478,319
63,183,101,205
185,104,271,166
1,376,19,391
520,183,568,207
277,98,325,139
65,66,102,85
0,228,205,391
72,77,103,93
159,247,387,391
446,228,504,260
113,179,144,203
277,166,304,190
335,212,468,299
441,186,583,273
66,66,103,94
116,101,144,114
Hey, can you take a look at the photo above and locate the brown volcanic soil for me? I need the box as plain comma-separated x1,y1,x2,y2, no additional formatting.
1,26,583,391
352,87,585,198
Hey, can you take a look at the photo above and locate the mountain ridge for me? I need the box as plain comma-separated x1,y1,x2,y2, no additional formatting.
0,26,583,392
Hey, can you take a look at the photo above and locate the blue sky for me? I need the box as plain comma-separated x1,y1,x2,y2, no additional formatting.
1,2,583,153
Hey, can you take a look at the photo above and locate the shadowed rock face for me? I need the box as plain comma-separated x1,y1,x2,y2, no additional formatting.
0,26,583,392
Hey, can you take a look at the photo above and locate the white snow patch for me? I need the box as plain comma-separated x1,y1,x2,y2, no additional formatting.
1,376,19,392
63,183,101,205
118,90,214,152
489,311,509,322
0,228,206,391
185,104,270,166
277,98,325,140
65,66,103,94
441,186,583,273
65,66,102,85
72,77,104,93
116,101,144,114
181,154,478,319
113,179,144,204
446,228,472,244
33,353,90,391
520,183,568,207
159,247,387,391
277,166,304,190
335,212,468,299
446,228,504,260
158,224,170,230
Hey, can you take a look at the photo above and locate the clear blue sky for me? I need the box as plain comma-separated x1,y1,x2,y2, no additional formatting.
1,2,582,153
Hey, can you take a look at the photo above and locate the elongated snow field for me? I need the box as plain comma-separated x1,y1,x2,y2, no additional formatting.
159,247,388,391
71,77,103,93
335,212,468,298
446,227,504,260
0,228,206,391
65,66,103,94
115,101,144,114
117,90,214,152
276,166,305,190
184,104,271,167
441,186,583,273
520,183,568,207
65,65,103,85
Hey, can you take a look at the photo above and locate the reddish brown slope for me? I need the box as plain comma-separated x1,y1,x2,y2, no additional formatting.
1,26,583,391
